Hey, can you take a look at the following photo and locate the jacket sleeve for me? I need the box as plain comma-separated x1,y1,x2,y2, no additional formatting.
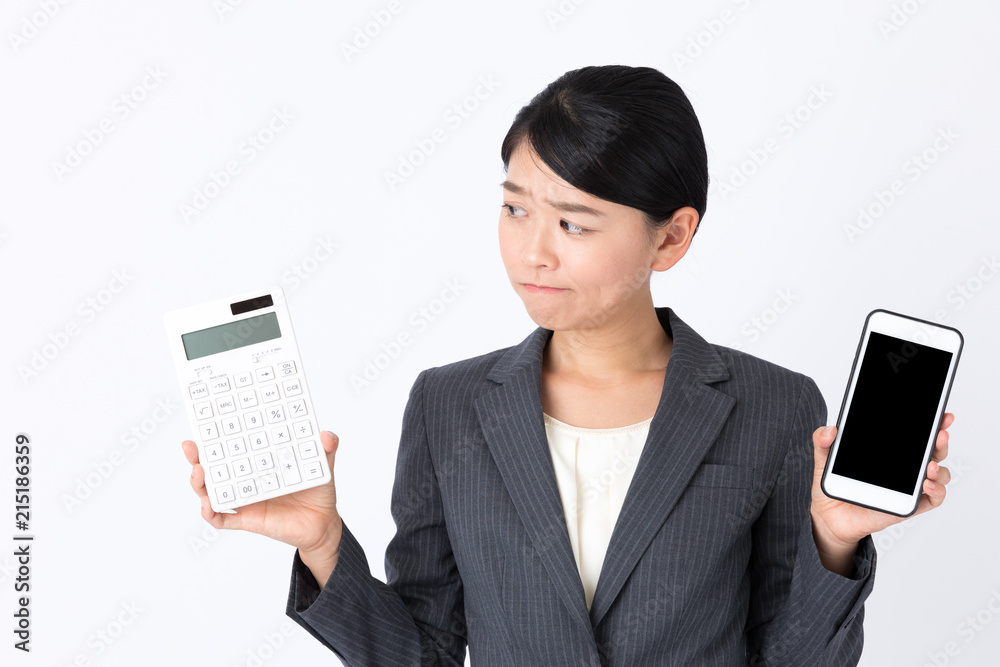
744,374,877,666
285,369,467,666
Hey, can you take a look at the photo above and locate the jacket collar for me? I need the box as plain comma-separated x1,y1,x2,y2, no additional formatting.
473,307,735,632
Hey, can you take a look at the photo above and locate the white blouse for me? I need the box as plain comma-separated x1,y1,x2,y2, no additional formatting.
542,412,652,612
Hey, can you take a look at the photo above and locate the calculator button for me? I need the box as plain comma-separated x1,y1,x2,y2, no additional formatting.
248,431,269,450
189,383,208,400
292,419,313,439
237,478,258,499
232,457,253,478
204,443,225,462
226,437,247,457
234,372,253,388
243,410,263,430
278,361,297,376
199,422,220,441
211,378,231,393
259,473,279,492
272,426,291,444
210,463,231,482
254,452,274,471
266,405,286,424
216,396,237,414
298,440,318,460
282,378,302,397
303,461,324,481
238,390,258,408
216,485,235,504
287,399,307,418
276,448,301,486
255,366,275,382
221,417,242,435
261,384,280,403
194,401,214,420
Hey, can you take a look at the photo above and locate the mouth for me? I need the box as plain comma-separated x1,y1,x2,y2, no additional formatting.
522,283,567,293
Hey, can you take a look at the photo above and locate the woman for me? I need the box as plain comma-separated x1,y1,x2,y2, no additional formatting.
181,65,954,666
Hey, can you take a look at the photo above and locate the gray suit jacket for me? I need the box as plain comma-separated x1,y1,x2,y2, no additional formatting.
286,307,876,665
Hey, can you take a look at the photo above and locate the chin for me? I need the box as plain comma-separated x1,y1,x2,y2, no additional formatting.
519,301,571,332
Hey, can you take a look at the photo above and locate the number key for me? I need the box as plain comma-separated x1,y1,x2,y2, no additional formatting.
221,417,242,435
216,485,235,504
232,457,253,478
255,452,274,471
210,463,231,482
226,437,247,457
248,431,269,450
243,410,263,430
204,443,225,462
199,422,220,441
237,478,258,499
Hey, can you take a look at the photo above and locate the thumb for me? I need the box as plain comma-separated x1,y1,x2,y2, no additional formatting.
320,430,339,474
813,425,836,478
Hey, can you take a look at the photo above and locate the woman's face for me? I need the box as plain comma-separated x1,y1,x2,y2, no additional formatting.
498,141,684,333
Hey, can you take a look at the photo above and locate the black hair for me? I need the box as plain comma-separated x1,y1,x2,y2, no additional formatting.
500,65,708,240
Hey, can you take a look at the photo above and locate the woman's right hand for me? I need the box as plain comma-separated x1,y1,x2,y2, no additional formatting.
181,430,343,583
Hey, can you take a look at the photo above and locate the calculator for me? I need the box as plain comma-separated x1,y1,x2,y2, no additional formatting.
164,286,331,513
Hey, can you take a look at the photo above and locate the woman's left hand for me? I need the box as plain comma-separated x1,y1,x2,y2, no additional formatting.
809,413,955,561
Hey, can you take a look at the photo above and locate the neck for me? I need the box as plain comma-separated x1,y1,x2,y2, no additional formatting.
543,298,672,383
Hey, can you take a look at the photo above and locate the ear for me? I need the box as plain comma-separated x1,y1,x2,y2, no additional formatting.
650,206,699,272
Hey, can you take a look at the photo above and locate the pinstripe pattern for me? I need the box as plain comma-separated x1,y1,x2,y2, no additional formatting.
286,307,876,666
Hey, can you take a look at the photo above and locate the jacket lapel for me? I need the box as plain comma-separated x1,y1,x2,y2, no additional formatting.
473,307,735,634
474,322,594,632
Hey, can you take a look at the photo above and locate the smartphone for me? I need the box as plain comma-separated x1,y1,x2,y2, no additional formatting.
820,309,963,517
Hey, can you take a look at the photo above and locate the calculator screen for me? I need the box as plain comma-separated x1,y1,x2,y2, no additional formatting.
182,312,282,360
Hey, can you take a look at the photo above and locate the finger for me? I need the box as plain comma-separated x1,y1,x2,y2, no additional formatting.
940,412,955,430
812,425,836,478
813,425,835,454
922,477,947,508
199,491,230,529
320,430,340,467
190,461,208,497
931,428,950,462
926,461,952,486
181,440,200,465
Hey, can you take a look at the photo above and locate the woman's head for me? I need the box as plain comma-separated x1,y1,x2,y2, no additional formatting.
498,65,707,333
500,65,709,242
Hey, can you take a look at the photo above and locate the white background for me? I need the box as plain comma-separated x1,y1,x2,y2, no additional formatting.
2,1,999,665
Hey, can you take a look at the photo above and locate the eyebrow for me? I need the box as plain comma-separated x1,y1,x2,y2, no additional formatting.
500,180,605,217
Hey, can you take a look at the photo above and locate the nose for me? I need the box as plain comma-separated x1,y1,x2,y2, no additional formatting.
520,220,557,268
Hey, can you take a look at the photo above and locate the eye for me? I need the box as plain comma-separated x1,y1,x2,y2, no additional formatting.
501,203,526,218
561,220,586,235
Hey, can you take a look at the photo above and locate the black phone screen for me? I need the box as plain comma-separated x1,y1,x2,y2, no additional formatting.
831,331,953,494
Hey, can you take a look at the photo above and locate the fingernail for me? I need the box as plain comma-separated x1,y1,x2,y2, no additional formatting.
926,480,936,491
822,426,835,437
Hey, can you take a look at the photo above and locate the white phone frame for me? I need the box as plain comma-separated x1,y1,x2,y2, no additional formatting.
821,309,963,517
